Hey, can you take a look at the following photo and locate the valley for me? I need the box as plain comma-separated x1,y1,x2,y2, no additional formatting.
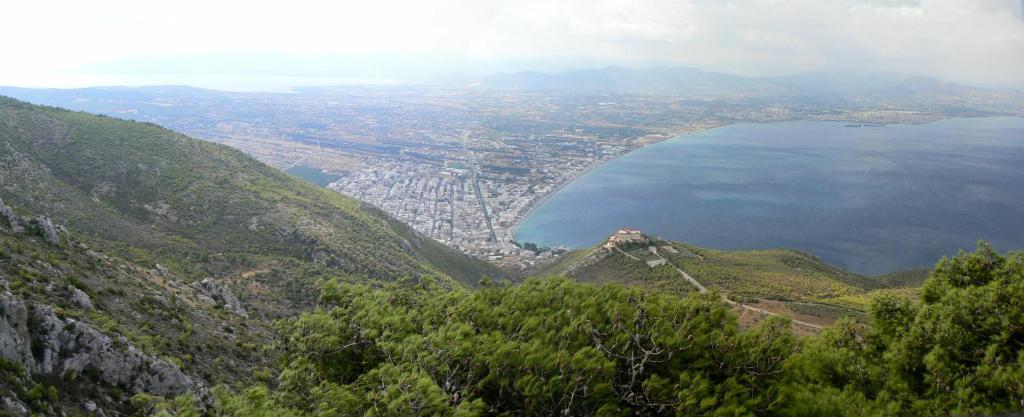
4,68,1021,270
0,91,1020,416
4,0,1024,414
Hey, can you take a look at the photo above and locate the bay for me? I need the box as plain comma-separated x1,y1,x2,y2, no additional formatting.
514,117,1024,275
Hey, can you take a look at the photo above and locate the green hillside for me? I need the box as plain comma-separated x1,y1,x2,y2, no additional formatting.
662,242,884,300
0,96,510,415
1,96,1022,416
150,244,1024,417
535,244,701,296
0,210,274,414
0,96,508,311
533,236,928,326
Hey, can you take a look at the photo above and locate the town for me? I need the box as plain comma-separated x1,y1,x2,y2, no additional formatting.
4,85,1011,269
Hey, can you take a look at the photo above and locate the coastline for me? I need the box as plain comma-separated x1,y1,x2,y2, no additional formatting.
509,124,723,241
510,150,625,233
508,116,1024,274
506,113,978,241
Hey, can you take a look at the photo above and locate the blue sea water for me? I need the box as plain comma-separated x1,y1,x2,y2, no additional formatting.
514,118,1024,275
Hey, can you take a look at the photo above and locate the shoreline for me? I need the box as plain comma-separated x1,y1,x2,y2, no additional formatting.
510,151,625,235
509,123,723,241
505,114,975,242
509,115,1024,275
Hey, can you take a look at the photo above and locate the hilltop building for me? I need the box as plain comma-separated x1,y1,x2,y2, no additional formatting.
604,228,644,249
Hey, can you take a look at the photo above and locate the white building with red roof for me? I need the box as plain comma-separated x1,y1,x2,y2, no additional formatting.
604,228,644,249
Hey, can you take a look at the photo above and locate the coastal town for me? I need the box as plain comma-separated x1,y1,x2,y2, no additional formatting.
10,84,1018,269
328,129,633,269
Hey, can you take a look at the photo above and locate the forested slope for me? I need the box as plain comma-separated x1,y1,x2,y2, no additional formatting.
151,243,1024,417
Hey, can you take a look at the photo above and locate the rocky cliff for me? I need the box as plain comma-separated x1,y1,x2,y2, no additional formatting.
0,287,206,415
0,197,258,416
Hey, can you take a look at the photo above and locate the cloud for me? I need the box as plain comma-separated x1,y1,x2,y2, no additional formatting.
1,0,1021,89
853,0,923,7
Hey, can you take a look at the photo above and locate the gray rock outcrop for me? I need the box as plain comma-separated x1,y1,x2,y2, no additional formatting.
0,197,24,234
66,286,94,310
0,290,204,398
31,217,60,245
1,396,29,417
192,278,247,317
0,198,61,244
153,264,171,277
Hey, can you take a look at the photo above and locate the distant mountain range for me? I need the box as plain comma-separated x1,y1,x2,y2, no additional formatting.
3,66,1022,118
480,66,1024,112
481,66,769,96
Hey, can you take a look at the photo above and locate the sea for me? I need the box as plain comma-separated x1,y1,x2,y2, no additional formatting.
514,117,1024,275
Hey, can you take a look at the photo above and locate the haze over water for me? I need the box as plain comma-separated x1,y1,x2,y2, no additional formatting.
515,117,1024,275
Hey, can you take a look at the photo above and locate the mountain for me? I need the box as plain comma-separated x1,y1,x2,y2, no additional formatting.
127,243,1024,417
0,96,507,296
0,96,1021,416
0,95,513,415
1,197,267,414
766,70,1024,110
532,234,922,331
0,85,234,123
480,66,1024,112
0,95,511,323
480,65,773,96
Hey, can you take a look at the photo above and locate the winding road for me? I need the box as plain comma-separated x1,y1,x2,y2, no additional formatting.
617,246,823,330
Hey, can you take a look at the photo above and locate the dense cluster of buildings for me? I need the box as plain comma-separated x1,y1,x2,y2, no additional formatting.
330,137,626,269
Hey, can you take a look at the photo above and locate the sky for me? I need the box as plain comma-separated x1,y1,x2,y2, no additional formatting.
3,0,1023,91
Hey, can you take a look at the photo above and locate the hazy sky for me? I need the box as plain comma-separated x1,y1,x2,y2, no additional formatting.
4,0,1023,90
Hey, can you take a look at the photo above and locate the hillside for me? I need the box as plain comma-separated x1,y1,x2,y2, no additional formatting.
141,244,1024,417
1,198,272,414
534,235,924,327
1,96,1020,416
0,96,513,415
0,96,509,312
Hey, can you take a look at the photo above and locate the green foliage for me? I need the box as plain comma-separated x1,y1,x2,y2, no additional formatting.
154,244,1024,417
538,240,894,306
1,229,1007,417
132,393,202,417
665,244,875,302
544,247,696,296
212,385,304,417
786,242,1024,416
0,358,25,381
25,383,59,410
206,277,795,416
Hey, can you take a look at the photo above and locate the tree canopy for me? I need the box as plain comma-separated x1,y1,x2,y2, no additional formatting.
149,243,1024,416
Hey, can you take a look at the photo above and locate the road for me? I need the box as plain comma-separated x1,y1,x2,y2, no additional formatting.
626,246,823,330
469,164,497,243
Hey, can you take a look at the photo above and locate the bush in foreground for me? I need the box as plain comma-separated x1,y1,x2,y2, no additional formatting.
157,243,1023,416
